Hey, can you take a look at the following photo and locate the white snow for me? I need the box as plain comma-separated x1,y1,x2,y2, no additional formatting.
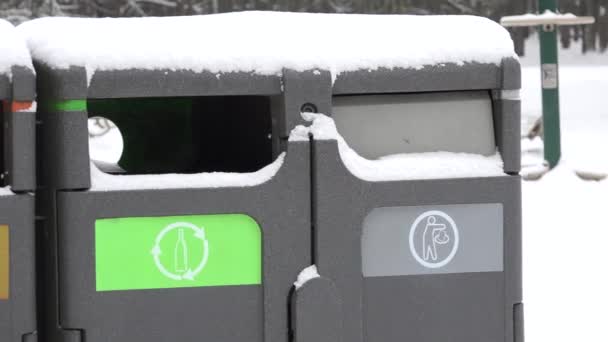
519,35,608,342
523,165,608,342
293,112,505,181
294,265,320,289
501,10,594,27
0,187,14,196
17,12,515,82
0,19,33,77
89,153,285,191
505,10,577,21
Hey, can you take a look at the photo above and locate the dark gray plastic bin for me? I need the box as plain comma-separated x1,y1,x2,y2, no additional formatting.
32,56,523,342
306,60,524,342
0,64,37,342
34,66,313,342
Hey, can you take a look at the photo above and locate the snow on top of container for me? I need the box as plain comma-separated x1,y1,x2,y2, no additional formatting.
17,11,516,81
90,152,285,191
0,19,33,77
0,187,15,196
291,113,505,181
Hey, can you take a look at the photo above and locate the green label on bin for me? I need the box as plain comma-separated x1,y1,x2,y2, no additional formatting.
95,214,262,292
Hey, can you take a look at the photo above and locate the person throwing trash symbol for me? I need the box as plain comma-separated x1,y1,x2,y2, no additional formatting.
409,210,459,269
422,216,450,262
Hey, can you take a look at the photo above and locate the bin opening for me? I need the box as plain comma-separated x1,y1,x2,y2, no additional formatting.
332,91,496,160
87,96,274,175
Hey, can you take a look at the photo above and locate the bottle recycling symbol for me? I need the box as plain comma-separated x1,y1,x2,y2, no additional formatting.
151,222,209,281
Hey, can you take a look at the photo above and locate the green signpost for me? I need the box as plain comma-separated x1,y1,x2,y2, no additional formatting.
501,1,595,168
538,0,561,168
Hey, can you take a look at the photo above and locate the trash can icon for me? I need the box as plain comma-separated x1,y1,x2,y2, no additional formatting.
411,211,459,267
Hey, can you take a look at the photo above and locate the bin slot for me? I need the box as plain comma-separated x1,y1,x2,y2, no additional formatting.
332,91,496,159
88,96,273,175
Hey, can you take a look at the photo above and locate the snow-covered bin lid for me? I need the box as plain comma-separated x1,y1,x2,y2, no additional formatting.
17,12,516,79
0,19,33,78
0,19,34,102
0,20,36,193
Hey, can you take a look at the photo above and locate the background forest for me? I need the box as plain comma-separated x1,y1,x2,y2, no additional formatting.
1,0,607,56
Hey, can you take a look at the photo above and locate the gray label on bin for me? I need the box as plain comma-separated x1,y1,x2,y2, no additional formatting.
362,203,503,277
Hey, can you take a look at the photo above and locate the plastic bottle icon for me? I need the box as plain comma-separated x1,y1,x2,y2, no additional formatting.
422,216,450,261
174,228,189,274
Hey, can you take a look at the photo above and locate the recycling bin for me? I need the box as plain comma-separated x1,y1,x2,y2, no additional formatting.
0,19,37,342
308,59,523,342
24,22,312,342
22,12,525,342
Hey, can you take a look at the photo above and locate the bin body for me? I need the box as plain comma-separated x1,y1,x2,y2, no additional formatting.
310,61,523,342
0,194,37,342
0,35,38,342
19,14,525,342
34,67,312,342
52,160,309,342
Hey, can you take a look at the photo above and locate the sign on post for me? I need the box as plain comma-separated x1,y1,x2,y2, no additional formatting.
500,2,595,168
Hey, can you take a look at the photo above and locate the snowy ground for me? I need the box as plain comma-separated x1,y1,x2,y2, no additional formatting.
88,37,608,342
520,38,608,342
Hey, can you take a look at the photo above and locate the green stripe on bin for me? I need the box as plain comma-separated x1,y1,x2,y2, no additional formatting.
42,99,87,112
95,214,262,292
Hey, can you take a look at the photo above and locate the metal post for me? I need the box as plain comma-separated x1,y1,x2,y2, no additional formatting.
539,0,562,167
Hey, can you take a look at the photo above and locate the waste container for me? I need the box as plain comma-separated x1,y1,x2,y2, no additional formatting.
308,55,523,342
0,19,37,342
20,16,313,342
21,12,525,342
